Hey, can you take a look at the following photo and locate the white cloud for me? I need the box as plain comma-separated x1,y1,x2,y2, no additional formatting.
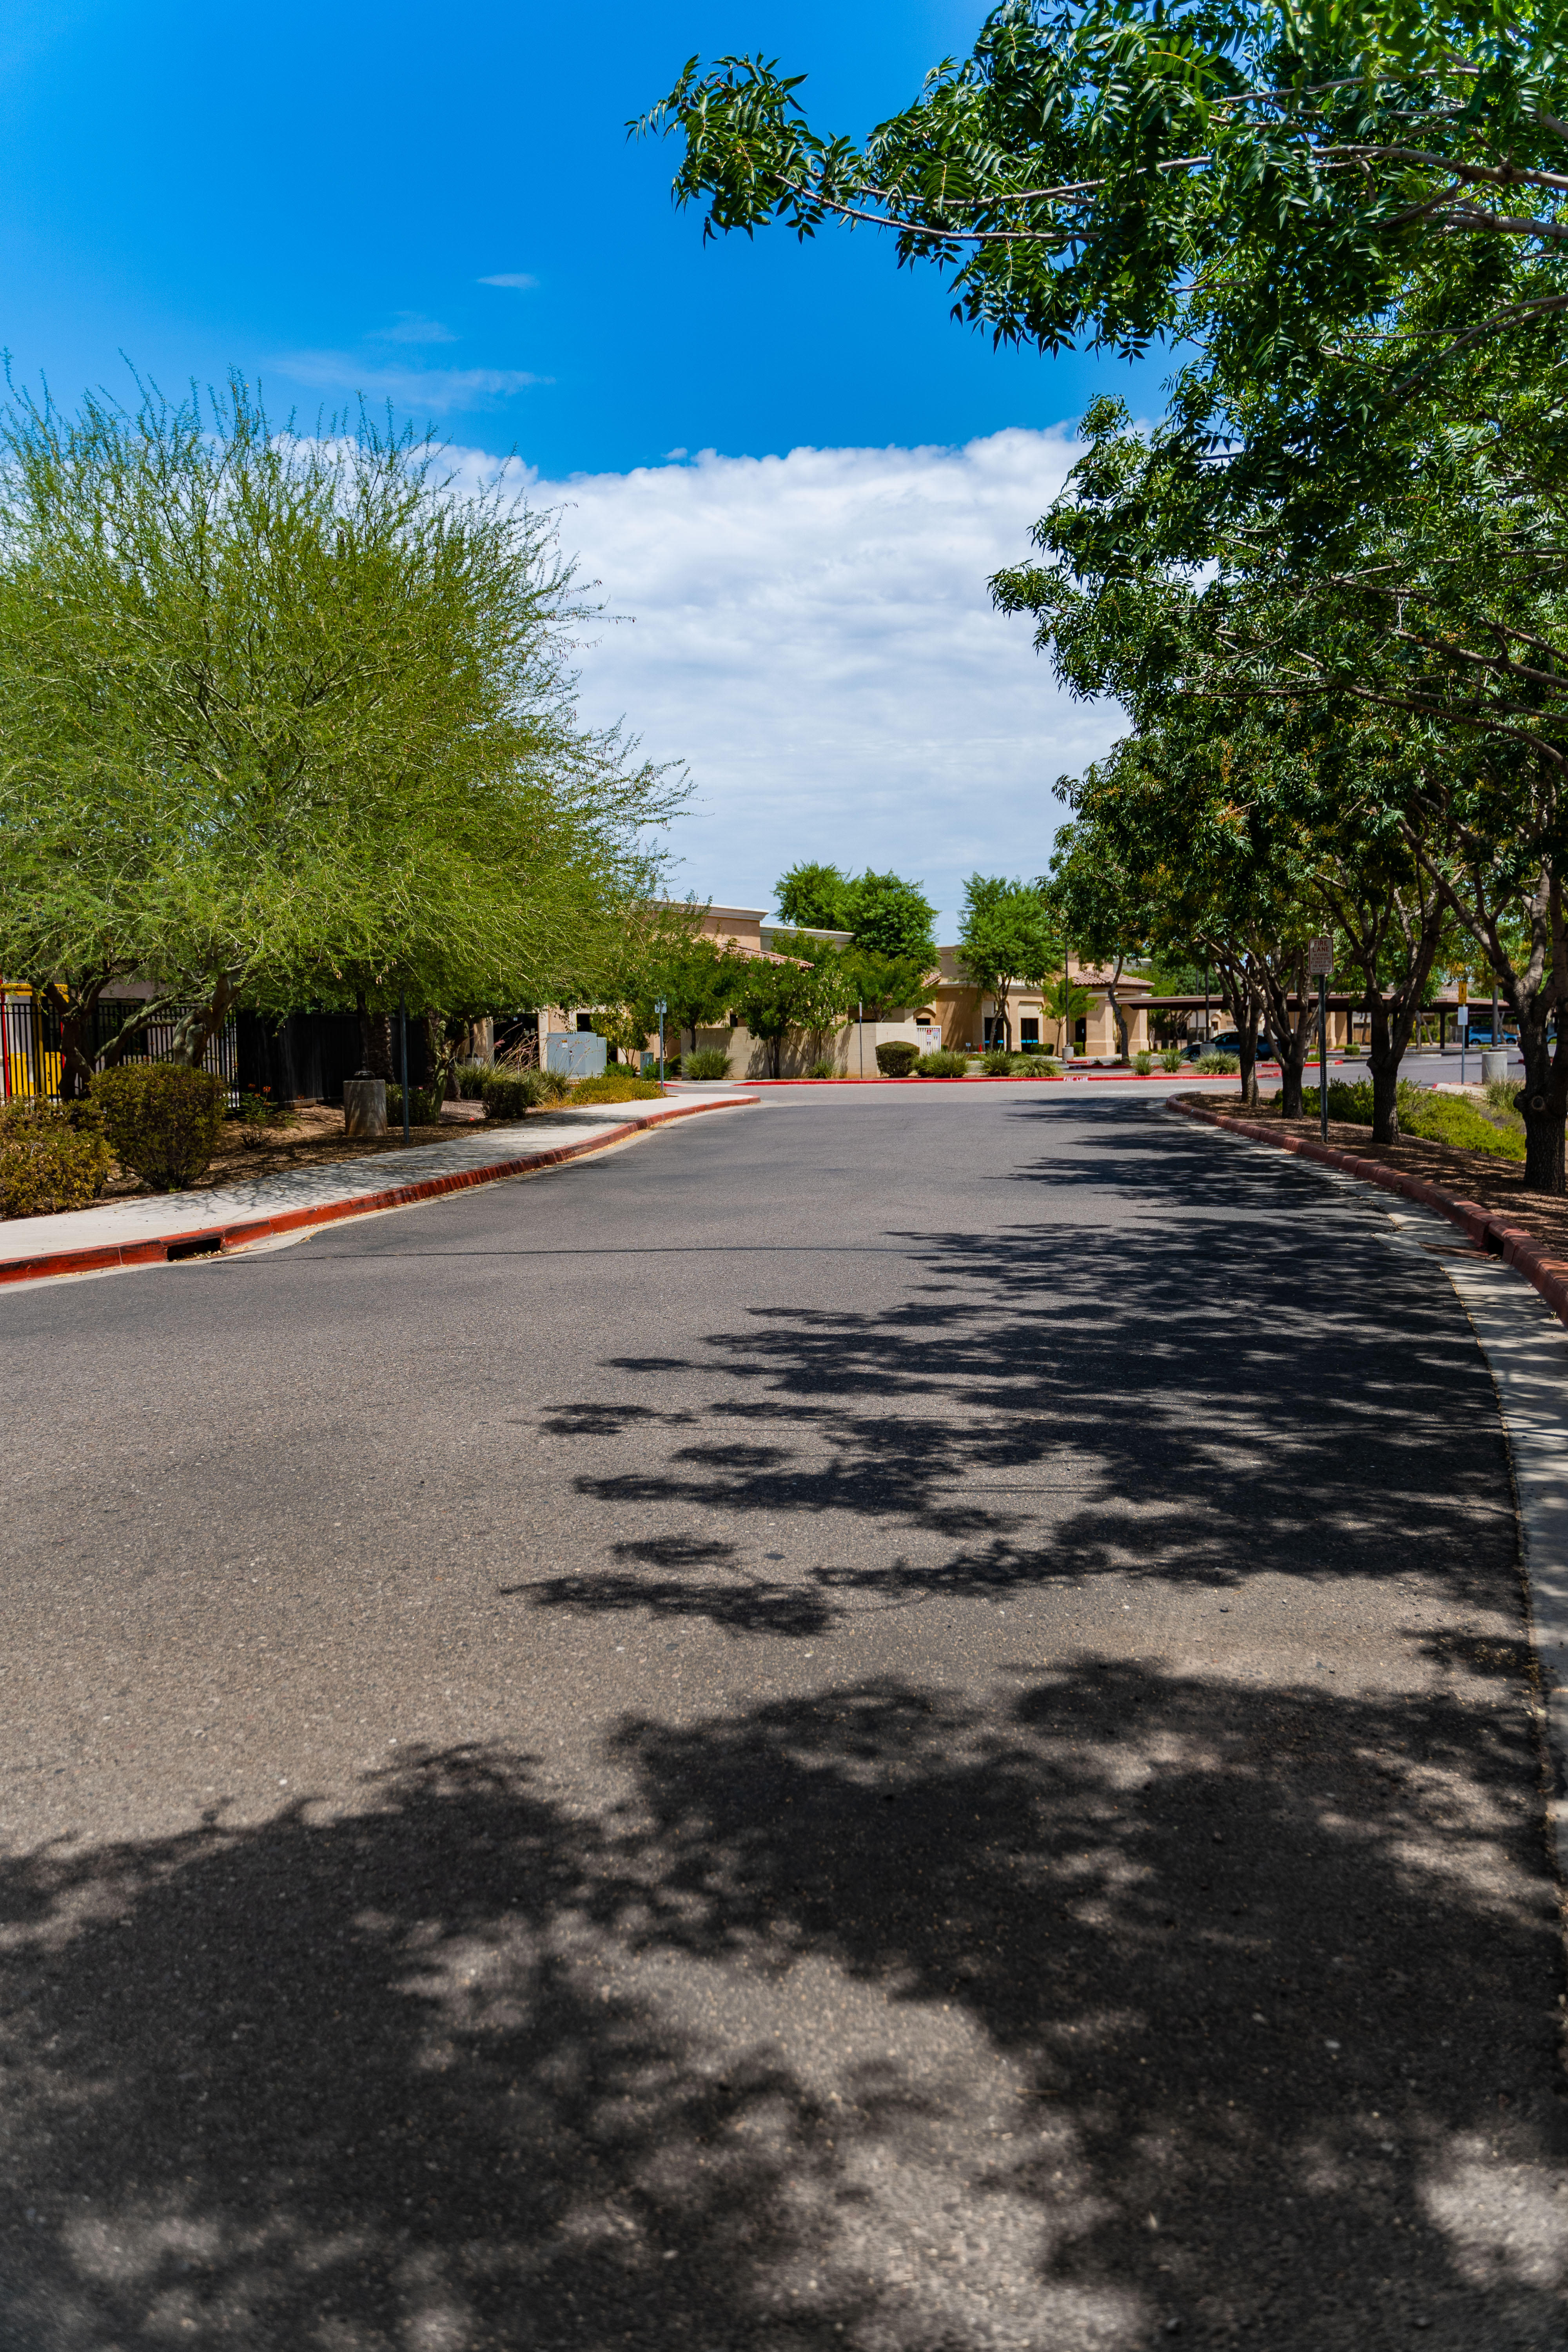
378,313,457,345
451,430,1125,934
478,273,538,290
269,353,549,412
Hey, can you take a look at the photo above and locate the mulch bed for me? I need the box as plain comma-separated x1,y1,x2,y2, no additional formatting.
1178,1090,1568,1259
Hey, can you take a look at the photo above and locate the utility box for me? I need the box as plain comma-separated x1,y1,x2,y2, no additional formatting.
546,1033,606,1078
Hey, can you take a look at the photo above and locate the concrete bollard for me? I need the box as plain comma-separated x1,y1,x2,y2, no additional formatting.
343,1076,388,1137
1481,1051,1510,1087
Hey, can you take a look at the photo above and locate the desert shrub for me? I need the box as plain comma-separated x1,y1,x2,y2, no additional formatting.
570,1072,664,1104
1301,1078,1527,1159
876,1041,921,1077
384,1080,444,1127
479,1069,544,1120
1195,1052,1241,1075
684,1048,733,1080
806,1058,839,1080
0,1098,114,1218
1159,1048,1183,1073
918,1049,969,1078
980,1048,1014,1076
1484,1078,1521,1114
1134,1051,1154,1075
455,1060,489,1098
91,1064,225,1190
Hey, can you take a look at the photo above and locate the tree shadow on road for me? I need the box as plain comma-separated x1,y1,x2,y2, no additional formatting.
511,1102,1509,1639
1,1661,1562,2350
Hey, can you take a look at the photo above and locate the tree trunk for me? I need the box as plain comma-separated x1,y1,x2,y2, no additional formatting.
1366,996,1402,1145
1516,1021,1568,1192
1277,1036,1307,1118
356,996,393,1080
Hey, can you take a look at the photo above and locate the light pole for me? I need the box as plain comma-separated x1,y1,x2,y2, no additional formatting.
1308,936,1334,1143
398,990,410,1146
655,997,667,1094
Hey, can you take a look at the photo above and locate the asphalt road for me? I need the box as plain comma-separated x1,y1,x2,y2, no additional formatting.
2,1086,1564,2352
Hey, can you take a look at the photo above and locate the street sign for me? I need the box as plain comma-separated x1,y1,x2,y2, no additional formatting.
1456,1001,1469,1028
654,998,667,1016
1307,936,1334,978
1456,978,1468,1005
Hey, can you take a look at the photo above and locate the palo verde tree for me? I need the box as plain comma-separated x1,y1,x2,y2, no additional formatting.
0,374,677,1093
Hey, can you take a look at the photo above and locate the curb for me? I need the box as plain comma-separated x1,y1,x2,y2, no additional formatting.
1169,1098,1568,1330
0,1094,757,1289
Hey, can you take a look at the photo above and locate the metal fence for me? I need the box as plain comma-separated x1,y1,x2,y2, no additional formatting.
1,988,240,1105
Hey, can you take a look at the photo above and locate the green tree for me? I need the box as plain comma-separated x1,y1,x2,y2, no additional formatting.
843,870,937,964
0,375,677,1091
737,954,853,1078
775,861,854,931
956,877,1058,1052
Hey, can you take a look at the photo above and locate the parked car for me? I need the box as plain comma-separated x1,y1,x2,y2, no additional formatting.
1187,1030,1276,1060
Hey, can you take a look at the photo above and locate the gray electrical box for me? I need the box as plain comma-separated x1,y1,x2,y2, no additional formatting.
546,1033,607,1078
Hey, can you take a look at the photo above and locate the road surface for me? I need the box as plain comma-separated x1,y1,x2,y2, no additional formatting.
2,1085,1563,2350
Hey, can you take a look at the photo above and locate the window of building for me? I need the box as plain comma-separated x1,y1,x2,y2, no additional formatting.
576,1013,594,1033
1020,1018,1039,1045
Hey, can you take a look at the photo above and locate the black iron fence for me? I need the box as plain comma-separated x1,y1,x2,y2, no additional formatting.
2,989,240,1105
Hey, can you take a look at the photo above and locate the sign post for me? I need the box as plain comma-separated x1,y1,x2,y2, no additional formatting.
1457,992,1469,1085
399,989,410,1146
1308,936,1334,1142
655,997,667,1094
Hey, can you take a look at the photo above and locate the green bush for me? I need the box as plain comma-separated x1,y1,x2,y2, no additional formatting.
91,1064,225,1190
918,1049,970,1078
479,1069,540,1120
455,1060,489,1098
1195,1052,1241,1075
1133,1051,1154,1075
1159,1048,1183,1073
876,1041,922,1077
384,1079,444,1127
0,1099,114,1218
1484,1078,1520,1114
570,1072,664,1104
980,1048,1014,1075
684,1048,733,1080
1301,1078,1527,1160
806,1058,839,1080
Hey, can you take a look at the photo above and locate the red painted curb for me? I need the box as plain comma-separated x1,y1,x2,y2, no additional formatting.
1169,1098,1568,1329
0,1095,756,1288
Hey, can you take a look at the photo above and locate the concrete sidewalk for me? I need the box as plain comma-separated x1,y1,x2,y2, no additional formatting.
0,1090,757,1283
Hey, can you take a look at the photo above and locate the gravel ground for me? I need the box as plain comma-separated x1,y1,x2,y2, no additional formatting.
0,1085,1564,2352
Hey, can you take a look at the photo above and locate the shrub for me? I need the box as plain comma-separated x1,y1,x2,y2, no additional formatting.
479,1069,543,1120
876,1041,921,1077
1194,1052,1241,1074
1484,1077,1520,1114
918,1049,969,1078
980,1048,1014,1075
1301,1078,1527,1159
91,1064,225,1190
806,1058,839,1080
684,1048,733,1080
570,1072,664,1104
229,1086,295,1129
1159,1048,1183,1074
1133,1051,1154,1075
384,1079,444,1127
0,1099,114,1218
455,1060,489,1098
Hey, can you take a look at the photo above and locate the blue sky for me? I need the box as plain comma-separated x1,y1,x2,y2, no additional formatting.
2,0,1160,926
